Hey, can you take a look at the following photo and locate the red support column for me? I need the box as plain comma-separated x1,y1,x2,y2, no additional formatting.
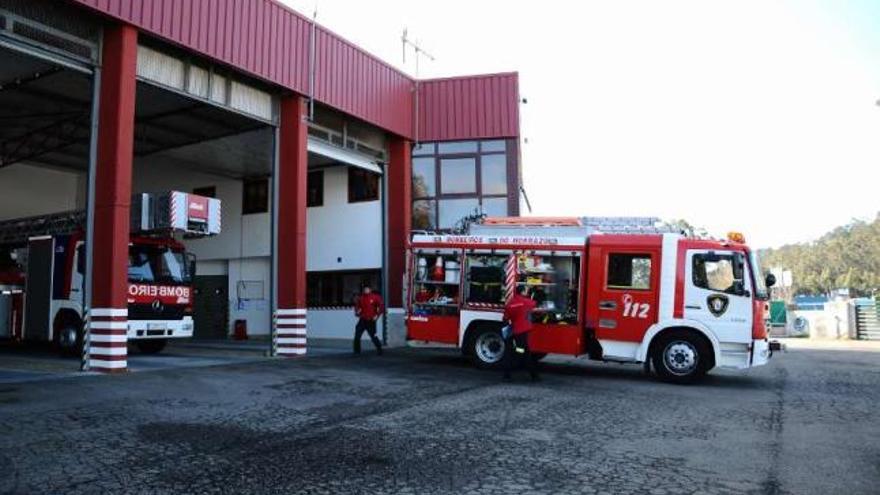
387,137,412,309
88,24,138,372
274,94,309,356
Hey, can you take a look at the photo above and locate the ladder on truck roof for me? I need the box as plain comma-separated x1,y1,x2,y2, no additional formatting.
468,216,683,237
0,210,85,247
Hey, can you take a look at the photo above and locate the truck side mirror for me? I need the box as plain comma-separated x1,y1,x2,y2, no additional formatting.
765,273,776,288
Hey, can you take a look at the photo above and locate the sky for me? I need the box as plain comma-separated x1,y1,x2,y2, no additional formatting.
278,0,880,249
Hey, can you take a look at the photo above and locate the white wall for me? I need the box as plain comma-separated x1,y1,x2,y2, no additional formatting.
0,163,84,220
133,158,385,339
307,166,382,271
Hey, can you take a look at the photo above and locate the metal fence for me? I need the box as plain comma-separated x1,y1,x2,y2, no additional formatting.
854,298,880,341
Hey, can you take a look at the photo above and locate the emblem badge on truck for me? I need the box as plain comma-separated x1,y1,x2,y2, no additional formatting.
707,294,729,317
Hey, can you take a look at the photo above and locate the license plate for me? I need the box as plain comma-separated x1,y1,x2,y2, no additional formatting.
147,323,167,331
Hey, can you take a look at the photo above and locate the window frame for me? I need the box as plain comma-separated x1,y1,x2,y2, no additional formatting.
692,252,747,296
242,178,269,215
410,139,511,230
347,167,380,203
307,169,324,207
605,252,654,291
306,269,383,308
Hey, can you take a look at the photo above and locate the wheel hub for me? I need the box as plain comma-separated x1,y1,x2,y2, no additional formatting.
663,341,698,375
475,332,505,364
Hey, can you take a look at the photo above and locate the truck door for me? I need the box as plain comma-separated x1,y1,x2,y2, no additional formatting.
24,237,54,342
683,249,753,344
586,244,660,345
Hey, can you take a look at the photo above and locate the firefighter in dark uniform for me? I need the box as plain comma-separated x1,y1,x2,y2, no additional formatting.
502,285,539,380
353,285,384,355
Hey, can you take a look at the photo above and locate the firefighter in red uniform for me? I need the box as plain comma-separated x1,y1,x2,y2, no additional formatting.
354,285,385,355
502,285,539,380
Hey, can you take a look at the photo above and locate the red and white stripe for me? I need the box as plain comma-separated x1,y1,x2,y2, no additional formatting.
170,192,180,227
88,308,128,372
505,253,517,302
275,308,307,356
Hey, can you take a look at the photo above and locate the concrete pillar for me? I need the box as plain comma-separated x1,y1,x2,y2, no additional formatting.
273,94,309,356
385,137,412,346
88,24,138,372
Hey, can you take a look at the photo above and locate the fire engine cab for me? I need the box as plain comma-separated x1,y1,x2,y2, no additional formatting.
406,217,780,383
0,191,220,356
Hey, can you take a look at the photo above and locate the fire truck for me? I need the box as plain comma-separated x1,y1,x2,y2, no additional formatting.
0,191,221,355
406,217,781,383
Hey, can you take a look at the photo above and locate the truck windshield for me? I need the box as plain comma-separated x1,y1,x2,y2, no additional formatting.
750,250,769,300
128,245,191,284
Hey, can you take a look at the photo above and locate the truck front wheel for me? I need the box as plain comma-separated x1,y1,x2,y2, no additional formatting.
135,339,167,354
469,327,507,370
650,330,710,384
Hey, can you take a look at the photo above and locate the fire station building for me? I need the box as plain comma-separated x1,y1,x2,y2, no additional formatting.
0,0,521,370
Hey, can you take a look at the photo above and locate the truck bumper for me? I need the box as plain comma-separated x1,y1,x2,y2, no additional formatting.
128,316,193,340
751,338,778,367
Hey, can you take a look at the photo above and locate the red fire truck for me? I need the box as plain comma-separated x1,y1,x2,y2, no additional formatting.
406,217,781,383
0,191,221,355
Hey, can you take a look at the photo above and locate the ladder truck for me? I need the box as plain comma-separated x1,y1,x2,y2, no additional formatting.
0,191,221,355
406,217,782,383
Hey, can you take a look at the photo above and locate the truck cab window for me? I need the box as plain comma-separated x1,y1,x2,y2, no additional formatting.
693,253,745,295
607,254,651,290
128,252,154,282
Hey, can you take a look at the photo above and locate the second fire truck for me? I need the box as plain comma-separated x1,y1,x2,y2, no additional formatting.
0,191,220,355
406,217,781,383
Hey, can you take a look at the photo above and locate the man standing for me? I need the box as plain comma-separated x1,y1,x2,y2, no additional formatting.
354,285,384,355
502,285,538,380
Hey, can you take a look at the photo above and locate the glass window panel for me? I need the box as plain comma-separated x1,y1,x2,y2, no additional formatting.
481,154,507,195
412,142,435,156
412,200,437,231
481,197,508,218
438,198,480,229
437,141,478,154
412,157,435,198
440,158,476,194
606,254,652,290
348,168,380,203
481,140,507,153
307,170,323,207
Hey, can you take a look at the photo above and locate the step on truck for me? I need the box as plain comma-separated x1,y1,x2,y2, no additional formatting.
0,191,221,355
405,217,781,383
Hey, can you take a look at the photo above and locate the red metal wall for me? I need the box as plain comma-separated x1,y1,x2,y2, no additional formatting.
67,0,414,137
66,0,519,142
418,72,520,142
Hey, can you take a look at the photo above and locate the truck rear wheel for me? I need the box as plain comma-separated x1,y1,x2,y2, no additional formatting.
135,339,167,355
54,322,82,357
650,330,710,384
469,327,507,370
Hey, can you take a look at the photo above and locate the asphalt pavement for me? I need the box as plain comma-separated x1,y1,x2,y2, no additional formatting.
0,340,877,494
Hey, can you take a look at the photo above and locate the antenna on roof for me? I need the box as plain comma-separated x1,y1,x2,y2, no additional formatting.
401,28,435,145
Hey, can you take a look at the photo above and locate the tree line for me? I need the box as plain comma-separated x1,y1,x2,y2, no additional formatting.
758,213,880,297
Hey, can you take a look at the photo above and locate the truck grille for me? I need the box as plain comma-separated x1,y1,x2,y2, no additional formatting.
128,303,186,321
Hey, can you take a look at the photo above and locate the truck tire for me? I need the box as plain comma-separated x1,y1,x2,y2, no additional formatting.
469,326,507,370
650,330,710,384
135,339,167,355
54,321,82,357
